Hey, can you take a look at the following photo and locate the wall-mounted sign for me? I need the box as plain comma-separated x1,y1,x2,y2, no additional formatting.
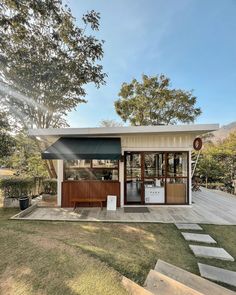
193,137,203,151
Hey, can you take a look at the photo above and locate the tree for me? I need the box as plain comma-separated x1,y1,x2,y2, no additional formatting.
0,111,15,160
196,155,223,188
194,131,236,192
0,0,106,177
99,119,123,127
115,74,201,126
212,132,236,191
6,132,48,178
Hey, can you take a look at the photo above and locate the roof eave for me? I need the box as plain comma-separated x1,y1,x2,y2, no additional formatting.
29,124,219,138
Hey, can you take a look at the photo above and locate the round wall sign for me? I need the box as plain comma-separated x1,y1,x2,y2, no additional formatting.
193,137,202,151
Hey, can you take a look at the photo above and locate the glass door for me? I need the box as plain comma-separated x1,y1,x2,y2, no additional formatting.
124,151,189,205
166,152,188,204
144,152,165,204
125,152,142,204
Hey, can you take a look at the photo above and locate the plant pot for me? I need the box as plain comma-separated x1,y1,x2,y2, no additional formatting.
19,197,29,210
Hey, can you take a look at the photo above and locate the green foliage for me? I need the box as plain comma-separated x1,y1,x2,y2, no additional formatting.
6,132,48,178
42,179,57,195
99,119,124,127
0,177,34,198
195,131,236,192
201,182,224,189
0,111,16,158
115,74,201,126
0,0,106,129
197,155,224,187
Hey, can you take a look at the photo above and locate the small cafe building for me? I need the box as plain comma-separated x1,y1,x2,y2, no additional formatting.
29,124,218,208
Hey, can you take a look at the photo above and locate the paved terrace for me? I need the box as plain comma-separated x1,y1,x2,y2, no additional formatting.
12,188,236,224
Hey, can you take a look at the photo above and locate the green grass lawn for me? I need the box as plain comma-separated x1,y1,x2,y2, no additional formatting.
0,208,235,294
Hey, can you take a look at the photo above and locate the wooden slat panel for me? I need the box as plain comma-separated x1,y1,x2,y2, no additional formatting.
62,181,120,207
166,183,186,204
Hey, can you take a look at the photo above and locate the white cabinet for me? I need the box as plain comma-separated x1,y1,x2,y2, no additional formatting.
145,186,165,203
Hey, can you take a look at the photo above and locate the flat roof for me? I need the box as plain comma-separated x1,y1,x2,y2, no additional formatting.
29,124,219,138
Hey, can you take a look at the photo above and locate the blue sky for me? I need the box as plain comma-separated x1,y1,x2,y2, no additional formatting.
66,0,236,127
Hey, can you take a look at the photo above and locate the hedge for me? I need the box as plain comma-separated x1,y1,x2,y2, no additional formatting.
42,179,57,195
0,177,58,199
0,178,35,199
201,182,225,189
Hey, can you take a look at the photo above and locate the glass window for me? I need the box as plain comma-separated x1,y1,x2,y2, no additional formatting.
144,153,165,177
167,153,188,177
92,160,118,168
144,178,165,187
93,169,118,180
65,160,91,168
64,168,118,181
126,153,141,181
64,159,119,181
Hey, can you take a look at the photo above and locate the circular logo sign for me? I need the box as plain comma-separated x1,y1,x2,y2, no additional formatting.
193,137,202,151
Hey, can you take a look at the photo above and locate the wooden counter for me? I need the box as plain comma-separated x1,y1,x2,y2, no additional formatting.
61,180,120,207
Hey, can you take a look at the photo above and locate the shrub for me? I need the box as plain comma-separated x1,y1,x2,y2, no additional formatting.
0,178,35,198
201,182,235,195
42,179,57,195
201,182,225,189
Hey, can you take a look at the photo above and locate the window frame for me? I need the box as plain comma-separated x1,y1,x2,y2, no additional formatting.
63,159,119,181
124,151,189,205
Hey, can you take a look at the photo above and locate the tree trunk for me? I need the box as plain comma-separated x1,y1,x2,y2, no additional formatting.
206,176,208,188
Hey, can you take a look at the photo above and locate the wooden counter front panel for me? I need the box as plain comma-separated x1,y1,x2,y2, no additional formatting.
61,181,120,207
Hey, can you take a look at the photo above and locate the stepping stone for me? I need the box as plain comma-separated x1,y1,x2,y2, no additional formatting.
189,245,234,261
175,223,203,230
181,232,217,243
198,263,236,288
155,259,235,295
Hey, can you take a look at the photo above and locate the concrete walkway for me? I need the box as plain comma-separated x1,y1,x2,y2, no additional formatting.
12,187,236,224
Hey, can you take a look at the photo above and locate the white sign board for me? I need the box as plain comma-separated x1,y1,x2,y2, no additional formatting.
107,195,117,211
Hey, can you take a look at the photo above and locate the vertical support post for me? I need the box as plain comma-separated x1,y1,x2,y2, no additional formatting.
119,160,124,207
57,160,63,207
189,151,192,205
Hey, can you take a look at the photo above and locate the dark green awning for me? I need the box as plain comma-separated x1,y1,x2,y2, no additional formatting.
42,137,121,160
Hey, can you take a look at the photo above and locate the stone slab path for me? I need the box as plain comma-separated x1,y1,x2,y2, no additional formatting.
175,223,203,230
181,232,217,243
189,245,235,261
198,263,236,288
175,222,236,291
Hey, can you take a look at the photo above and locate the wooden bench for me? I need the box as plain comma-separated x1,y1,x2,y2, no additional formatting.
72,198,106,210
